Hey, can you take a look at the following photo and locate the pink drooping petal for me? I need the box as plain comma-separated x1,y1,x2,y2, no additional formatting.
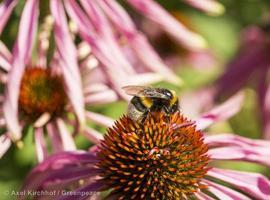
127,0,207,50
258,72,270,139
46,123,63,153
64,1,129,98
96,0,182,85
20,151,99,200
0,134,11,158
34,128,48,163
184,0,225,16
50,0,85,125
82,68,108,88
196,91,244,130
209,146,270,166
0,41,12,71
206,134,270,166
3,0,38,141
195,192,215,200
208,168,270,200
0,118,6,127
84,90,118,105
69,0,133,77
0,0,18,35
180,88,215,119
79,0,135,75
203,179,251,200
86,111,114,127
83,83,112,95
205,134,270,147
83,127,104,144
55,118,76,151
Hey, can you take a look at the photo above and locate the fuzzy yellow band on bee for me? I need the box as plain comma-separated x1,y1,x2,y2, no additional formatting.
141,96,153,108
169,90,177,107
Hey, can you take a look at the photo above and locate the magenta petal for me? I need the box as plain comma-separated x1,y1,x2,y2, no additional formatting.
209,146,270,166
3,0,38,141
196,91,244,130
216,27,270,97
0,134,11,158
14,0,38,63
84,90,118,105
208,168,270,200
0,0,18,35
20,151,99,200
46,123,63,153
86,111,114,127
50,0,85,125
258,76,270,139
207,134,270,166
195,192,215,200
55,118,76,151
180,88,215,118
205,134,270,147
127,0,207,50
184,0,225,16
0,41,12,71
34,128,48,163
203,180,251,200
83,83,110,95
83,127,104,144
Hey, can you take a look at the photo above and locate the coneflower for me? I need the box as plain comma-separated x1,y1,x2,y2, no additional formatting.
20,95,270,200
0,7,115,161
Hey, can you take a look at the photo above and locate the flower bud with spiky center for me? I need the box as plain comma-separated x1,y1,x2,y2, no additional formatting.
19,68,67,122
97,111,210,200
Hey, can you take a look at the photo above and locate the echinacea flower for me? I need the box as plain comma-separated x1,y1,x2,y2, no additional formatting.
19,91,270,200
214,25,270,139
0,1,117,161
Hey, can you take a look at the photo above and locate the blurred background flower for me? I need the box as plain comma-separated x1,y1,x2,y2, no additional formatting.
215,25,270,139
0,0,118,162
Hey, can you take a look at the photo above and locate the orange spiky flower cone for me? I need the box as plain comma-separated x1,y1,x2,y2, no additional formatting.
97,111,210,199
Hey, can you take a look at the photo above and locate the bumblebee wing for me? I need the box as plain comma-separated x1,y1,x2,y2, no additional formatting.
122,85,168,99
122,85,150,96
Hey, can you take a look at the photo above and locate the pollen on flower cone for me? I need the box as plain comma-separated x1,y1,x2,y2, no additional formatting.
97,111,210,200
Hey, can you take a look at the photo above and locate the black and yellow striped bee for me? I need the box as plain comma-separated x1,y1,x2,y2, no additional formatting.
122,85,179,123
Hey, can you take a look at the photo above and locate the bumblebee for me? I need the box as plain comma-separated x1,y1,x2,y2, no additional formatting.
122,85,179,123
